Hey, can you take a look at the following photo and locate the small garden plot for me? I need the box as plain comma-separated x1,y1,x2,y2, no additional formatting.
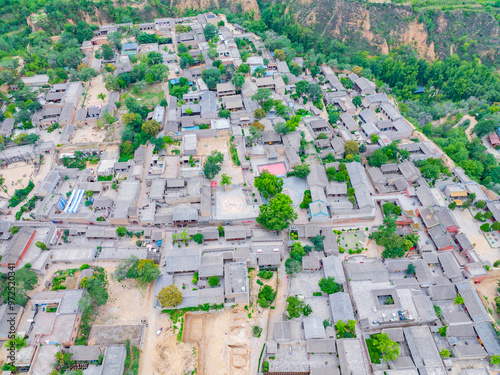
336,230,366,254
51,268,80,290
127,83,163,107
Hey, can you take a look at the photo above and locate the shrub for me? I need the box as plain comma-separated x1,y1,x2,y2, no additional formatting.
252,325,263,338
258,270,273,280
208,276,220,287
480,223,491,232
313,292,322,296
193,233,204,244
262,361,269,372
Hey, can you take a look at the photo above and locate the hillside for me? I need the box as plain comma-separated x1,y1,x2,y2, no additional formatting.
1,0,499,66
259,0,500,66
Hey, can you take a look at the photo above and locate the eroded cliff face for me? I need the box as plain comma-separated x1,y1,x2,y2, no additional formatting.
170,0,259,14
265,0,499,62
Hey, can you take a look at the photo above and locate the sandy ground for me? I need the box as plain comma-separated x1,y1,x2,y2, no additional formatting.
197,136,245,185
476,268,500,323
0,162,36,198
84,74,110,107
184,308,252,375
71,125,106,144
94,268,151,325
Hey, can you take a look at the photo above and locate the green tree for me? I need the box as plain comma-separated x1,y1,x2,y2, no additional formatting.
373,333,400,362
326,167,336,181
295,80,309,96
203,151,224,179
254,108,266,120
307,84,322,101
249,125,262,140
310,235,325,251
252,88,272,108
290,242,305,261
382,202,395,216
232,73,245,89
344,140,359,155
220,173,232,187
193,233,204,244
203,23,218,41
137,259,161,285
448,201,457,210
480,223,491,232
492,221,500,231
116,226,127,237
158,285,183,308
439,349,450,358
258,285,276,308
285,258,302,275
253,66,266,78
97,93,106,102
476,200,486,209
370,149,388,167
294,164,310,178
286,296,311,319
438,325,448,337
254,170,283,199
274,49,286,61
257,193,297,231
1,264,38,306
318,277,342,294
147,51,163,65
490,354,500,366
5,334,27,350
310,65,320,77
352,96,362,107
201,68,221,90
237,64,250,74
142,120,161,137
35,241,47,250
454,294,465,304
121,140,134,156
406,263,416,275
219,109,231,118
101,44,114,60
208,276,220,287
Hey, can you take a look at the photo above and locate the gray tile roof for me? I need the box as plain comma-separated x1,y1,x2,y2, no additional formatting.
474,322,500,355
456,281,490,323
329,292,354,323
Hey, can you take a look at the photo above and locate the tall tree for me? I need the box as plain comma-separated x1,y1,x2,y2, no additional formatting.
257,193,297,231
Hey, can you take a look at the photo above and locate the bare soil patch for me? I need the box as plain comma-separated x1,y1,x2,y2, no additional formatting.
183,308,252,375
88,324,144,347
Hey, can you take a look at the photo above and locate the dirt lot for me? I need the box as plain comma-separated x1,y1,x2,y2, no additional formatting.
88,324,144,347
476,268,500,322
0,162,36,199
197,136,245,185
94,267,150,325
71,126,106,144
84,74,110,107
183,308,252,375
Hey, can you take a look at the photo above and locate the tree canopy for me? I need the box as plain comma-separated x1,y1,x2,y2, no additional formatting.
158,285,183,308
257,193,298,231
254,170,283,199
203,151,224,180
